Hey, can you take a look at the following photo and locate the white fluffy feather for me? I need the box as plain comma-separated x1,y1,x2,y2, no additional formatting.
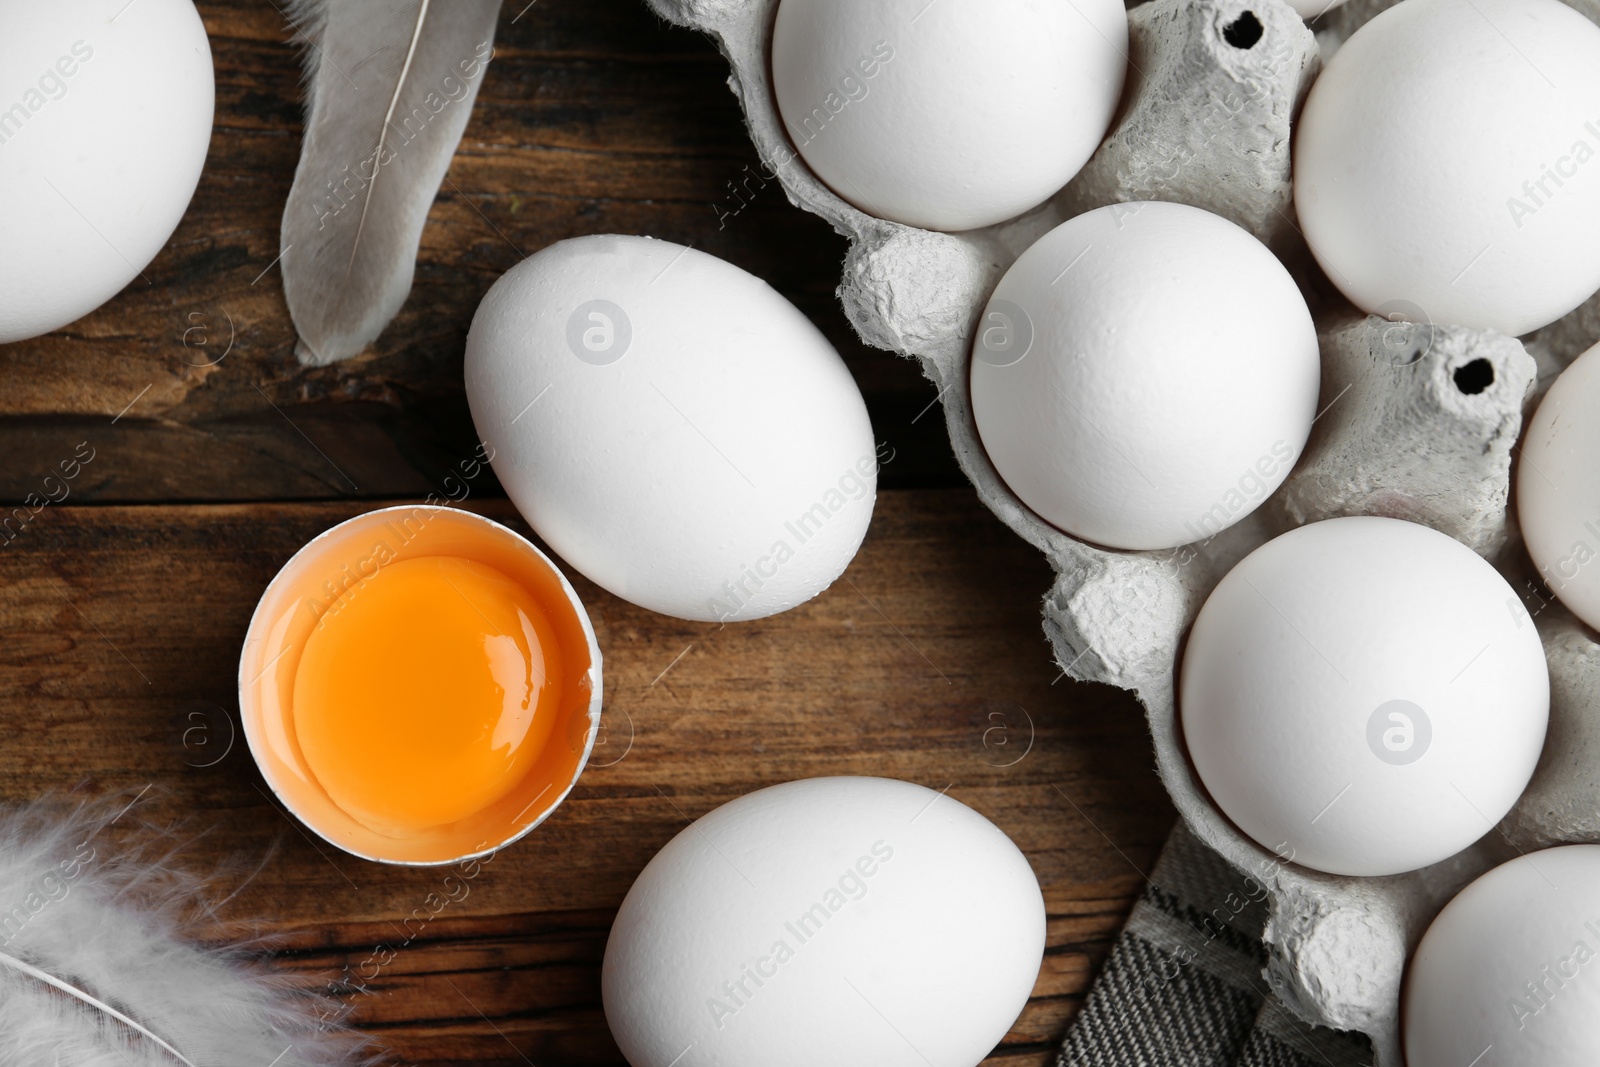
0,797,371,1066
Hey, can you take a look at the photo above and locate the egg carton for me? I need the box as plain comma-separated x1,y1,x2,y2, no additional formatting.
644,0,1600,1062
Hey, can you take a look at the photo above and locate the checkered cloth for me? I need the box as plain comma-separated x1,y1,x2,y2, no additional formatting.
1057,824,1375,1067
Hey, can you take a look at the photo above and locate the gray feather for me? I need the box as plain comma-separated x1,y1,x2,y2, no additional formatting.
280,0,503,366
0,796,372,1066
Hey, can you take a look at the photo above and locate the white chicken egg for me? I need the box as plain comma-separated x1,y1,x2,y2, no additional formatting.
1294,0,1600,337
0,0,214,344
1405,845,1600,1067
770,0,1128,232
1181,516,1549,877
464,235,878,623
1286,0,1351,17
969,201,1320,552
1519,342,1600,631
602,777,1046,1067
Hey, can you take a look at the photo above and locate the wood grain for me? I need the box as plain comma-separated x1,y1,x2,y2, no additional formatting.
0,0,963,501
0,491,1171,1065
0,1,1177,1063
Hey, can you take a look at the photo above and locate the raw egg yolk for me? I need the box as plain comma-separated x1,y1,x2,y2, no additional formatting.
292,555,563,837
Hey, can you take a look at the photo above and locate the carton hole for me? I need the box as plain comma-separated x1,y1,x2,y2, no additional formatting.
1454,359,1494,395
1224,11,1264,48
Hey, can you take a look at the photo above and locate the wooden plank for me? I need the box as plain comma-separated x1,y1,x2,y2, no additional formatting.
0,0,963,500
0,490,1172,1065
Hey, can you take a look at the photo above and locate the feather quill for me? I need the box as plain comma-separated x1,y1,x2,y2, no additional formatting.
0,796,372,1067
0,950,194,1065
280,0,504,366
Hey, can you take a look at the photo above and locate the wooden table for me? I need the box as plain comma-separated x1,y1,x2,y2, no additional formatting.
0,2,1174,1064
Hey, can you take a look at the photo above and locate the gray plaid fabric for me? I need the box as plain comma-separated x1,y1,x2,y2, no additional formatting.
1057,824,1374,1067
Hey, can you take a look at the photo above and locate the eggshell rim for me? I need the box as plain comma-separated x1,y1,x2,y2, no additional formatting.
236,504,604,867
